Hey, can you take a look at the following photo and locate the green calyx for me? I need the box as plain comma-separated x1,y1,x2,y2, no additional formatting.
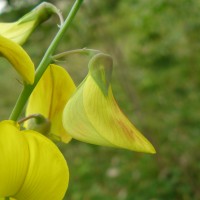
23,114,51,136
89,53,113,96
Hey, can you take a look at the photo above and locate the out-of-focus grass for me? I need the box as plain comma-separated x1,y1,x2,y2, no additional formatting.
0,59,22,119
0,0,200,199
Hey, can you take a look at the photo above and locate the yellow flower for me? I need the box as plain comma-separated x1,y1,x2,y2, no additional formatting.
0,35,35,84
63,53,156,154
25,64,76,143
0,2,63,45
0,120,69,200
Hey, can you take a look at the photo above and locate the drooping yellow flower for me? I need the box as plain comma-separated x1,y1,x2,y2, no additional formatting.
0,2,63,45
0,120,69,200
63,53,156,153
0,35,34,84
25,64,76,143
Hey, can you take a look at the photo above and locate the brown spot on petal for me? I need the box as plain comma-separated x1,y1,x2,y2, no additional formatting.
117,119,136,140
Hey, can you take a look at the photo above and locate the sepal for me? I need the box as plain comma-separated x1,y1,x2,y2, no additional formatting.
89,53,113,96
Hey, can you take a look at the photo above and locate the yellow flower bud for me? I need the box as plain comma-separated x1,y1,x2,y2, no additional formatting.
63,53,156,154
0,2,63,45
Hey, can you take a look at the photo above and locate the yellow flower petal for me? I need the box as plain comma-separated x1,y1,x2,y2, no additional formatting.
0,2,63,45
26,64,76,142
0,198,15,200
63,54,156,153
15,130,69,200
0,120,29,197
0,35,35,84
0,21,35,45
0,120,69,199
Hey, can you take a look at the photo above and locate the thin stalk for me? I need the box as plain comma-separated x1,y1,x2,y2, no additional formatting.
52,48,101,61
9,0,83,121
18,114,44,124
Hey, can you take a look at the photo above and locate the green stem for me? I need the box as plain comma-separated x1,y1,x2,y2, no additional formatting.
9,0,83,121
5,197,10,200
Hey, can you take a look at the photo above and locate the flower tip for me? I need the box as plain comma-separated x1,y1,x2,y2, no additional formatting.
17,56,35,85
25,70,35,85
144,143,156,154
137,137,156,154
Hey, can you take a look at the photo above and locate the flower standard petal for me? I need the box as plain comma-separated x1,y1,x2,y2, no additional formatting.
0,120,69,199
26,64,76,142
0,35,35,84
0,120,29,198
15,130,69,200
63,53,156,154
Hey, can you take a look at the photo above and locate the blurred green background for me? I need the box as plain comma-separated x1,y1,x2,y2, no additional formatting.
1,0,200,199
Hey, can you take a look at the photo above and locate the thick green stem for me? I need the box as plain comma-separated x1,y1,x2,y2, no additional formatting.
9,0,83,121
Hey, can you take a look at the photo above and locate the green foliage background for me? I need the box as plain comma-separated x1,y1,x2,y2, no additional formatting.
0,0,200,199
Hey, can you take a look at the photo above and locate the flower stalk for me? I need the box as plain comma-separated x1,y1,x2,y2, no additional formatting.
52,48,101,61
9,0,83,121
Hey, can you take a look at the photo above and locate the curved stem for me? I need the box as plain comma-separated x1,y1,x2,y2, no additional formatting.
9,0,83,121
18,113,44,124
52,48,101,61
